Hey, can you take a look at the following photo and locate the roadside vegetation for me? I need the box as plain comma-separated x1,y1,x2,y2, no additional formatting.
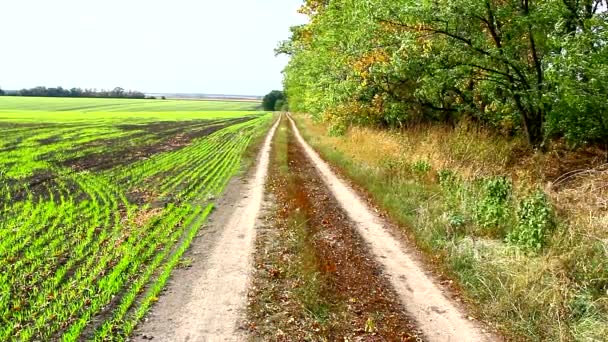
281,0,608,150
262,90,287,111
0,97,270,341
280,0,607,340
294,115,607,340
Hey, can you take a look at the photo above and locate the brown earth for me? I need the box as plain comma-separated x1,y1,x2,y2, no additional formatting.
5,117,257,204
64,116,256,171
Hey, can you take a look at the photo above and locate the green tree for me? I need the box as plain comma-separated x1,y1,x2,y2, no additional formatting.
111,87,125,98
280,0,608,148
383,0,558,145
275,99,287,111
70,88,83,97
545,15,608,149
262,90,285,111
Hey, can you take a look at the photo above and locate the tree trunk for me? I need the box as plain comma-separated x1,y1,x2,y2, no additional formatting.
521,110,544,147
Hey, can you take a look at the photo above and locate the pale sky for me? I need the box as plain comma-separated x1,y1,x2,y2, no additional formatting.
0,0,306,96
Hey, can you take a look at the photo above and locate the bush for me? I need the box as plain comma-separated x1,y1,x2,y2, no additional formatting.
262,90,285,111
447,212,466,228
411,160,431,174
507,191,554,252
437,169,457,188
475,177,512,231
327,120,347,137
274,99,286,111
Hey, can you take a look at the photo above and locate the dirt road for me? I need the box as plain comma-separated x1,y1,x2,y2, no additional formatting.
247,117,420,340
133,114,494,341
133,118,279,342
287,115,496,342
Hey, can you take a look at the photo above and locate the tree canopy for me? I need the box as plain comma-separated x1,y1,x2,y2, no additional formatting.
262,90,286,111
280,0,608,147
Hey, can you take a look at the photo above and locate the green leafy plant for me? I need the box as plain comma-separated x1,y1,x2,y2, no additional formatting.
328,120,347,137
437,169,454,184
507,191,554,252
475,177,512,231
437,169,458,190
447,212,466,228
411,160,431,174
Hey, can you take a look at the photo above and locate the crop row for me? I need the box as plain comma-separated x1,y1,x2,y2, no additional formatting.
0,113,271,340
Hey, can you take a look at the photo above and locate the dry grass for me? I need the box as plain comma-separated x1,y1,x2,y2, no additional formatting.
295,114,608,341
301,115,607,236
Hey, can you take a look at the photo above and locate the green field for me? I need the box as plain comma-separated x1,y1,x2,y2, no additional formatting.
0,96,261,113
0,97,271,340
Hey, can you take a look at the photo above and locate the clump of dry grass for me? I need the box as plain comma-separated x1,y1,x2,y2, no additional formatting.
550,164,608,214
294,114,608,341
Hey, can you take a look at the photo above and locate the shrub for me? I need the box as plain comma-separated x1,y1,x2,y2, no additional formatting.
447,212,466,228
411,160,431,174
380,157,408,177
327,121,347,137
437,169,457,188
507,191,555,252
484,177,511,202
475,177,512,231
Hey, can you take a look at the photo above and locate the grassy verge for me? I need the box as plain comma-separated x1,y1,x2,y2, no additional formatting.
292,114,608,341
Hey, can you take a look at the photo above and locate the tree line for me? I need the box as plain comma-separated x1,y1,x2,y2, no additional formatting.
280,0,608,149
0,86,147,99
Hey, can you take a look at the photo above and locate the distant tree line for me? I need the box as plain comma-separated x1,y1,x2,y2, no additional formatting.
280,0,608,149
0,86,146,99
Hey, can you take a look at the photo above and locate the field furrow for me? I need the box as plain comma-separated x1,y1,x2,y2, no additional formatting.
0,98,271,341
